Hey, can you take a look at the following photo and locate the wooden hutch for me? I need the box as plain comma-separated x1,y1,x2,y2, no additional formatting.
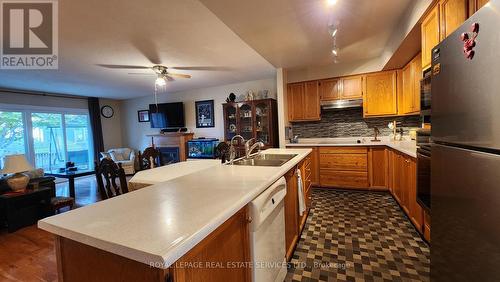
222,98,279,153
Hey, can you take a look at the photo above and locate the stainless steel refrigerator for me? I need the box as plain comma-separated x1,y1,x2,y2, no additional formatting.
431,0,500,280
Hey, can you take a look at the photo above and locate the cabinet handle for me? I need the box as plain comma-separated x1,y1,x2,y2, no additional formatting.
246,216,253,223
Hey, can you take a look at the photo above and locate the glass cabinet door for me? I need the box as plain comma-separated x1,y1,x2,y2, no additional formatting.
254,101,270,145
224,103,238,142
238,102,253,141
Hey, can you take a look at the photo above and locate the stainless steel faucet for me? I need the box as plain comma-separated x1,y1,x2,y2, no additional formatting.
229,135,245,164
245,138,265,159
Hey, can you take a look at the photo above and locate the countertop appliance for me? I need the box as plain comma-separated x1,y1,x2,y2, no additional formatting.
416,129,431,213
431,1,500,280
249,177,287,282
187,138,219,159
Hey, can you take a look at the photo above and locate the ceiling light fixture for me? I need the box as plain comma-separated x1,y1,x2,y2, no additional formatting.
326,0,337,6
155,75,166,87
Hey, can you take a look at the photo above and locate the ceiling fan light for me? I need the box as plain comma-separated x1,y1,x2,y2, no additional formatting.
326,0,337,6
155,76,166,87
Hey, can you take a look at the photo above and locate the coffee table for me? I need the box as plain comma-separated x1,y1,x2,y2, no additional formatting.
46,169,95,199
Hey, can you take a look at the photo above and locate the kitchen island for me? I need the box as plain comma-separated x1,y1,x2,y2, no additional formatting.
38,148,312,282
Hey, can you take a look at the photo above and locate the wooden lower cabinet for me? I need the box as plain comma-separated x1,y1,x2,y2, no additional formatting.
389,150,424,234
55,206,251,282
319,147,369,189
288,146,319,185
283,154,312,261
170,207,251,282
368,147,388,190
284,168,299,261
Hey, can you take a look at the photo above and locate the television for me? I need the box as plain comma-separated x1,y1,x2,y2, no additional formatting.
149,102,185,129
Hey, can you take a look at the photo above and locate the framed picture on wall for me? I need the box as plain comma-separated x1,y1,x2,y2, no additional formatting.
138,110,150,122
195,100,215,128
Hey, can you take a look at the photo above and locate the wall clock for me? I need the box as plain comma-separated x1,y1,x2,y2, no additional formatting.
101,105,114,118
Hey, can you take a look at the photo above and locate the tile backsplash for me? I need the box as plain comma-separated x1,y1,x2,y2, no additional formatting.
291,108,421,138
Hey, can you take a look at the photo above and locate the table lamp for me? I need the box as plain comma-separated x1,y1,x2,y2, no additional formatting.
1,154,34,191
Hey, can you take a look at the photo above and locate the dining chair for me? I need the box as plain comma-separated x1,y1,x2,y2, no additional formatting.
138,146,162,170
94,158,128,200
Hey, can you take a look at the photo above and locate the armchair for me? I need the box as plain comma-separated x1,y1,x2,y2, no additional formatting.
100,148,136,175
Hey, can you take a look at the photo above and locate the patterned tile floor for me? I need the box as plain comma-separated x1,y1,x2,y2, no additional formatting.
285,188,430,282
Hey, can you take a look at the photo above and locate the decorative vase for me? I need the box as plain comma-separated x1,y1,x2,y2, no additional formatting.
6,173,30,191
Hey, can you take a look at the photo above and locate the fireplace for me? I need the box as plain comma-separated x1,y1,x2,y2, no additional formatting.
158,147,180,165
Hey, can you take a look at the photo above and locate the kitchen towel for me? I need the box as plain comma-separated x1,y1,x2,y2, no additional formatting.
297,168,306,216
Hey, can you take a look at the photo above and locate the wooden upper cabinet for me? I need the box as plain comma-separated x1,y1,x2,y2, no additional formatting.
399,54,422,115
363,71,398,117
440,0,468,40
288,81,320,122
421,5,440,70
469,0,489,14
304,81,321,120
341,75,364,99
320,78,341,101
287,83,304,121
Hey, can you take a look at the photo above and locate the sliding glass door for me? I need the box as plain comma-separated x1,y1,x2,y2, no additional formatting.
0,106,93,171
0,111,26,167
65,114,91,169
31,113,66,171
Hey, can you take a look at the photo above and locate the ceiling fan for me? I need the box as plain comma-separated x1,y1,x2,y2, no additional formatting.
97,64,195,87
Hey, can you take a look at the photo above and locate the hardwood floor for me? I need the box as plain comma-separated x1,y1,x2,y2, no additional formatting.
0,176,105,282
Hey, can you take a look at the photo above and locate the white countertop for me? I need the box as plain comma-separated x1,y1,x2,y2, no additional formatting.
129,159,221,185
38,148,311,269
285,137,417,158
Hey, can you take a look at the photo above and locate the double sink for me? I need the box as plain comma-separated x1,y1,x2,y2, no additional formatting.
232,154,297,167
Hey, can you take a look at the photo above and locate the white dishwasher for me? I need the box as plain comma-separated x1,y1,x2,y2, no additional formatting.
249,177,287,282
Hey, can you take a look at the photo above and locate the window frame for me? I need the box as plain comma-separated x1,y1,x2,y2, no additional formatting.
0,103,94,170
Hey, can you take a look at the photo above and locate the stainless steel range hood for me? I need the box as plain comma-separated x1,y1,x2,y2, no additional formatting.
320,99,363,110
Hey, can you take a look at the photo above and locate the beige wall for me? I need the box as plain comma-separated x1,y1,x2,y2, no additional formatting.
286,57,382,83
100,99,123,150
121,78,277,151
0,91,88,109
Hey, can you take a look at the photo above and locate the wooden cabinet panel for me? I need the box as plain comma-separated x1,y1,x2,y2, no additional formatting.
304,81,321,120
319,146,367,154
440,0,468,40
407,157,423,233
421,5,440,70
284,168,299,261
287,83,304,121
309,147,319,185
477,0,490,9
320,170,369,188
368,147,388,190
400,63,414,115
399,54,422,115
412,54,422,113
441,0,468,38
341,75,364,99
171,206,251,282
320,78,341,101
364,71,398,117
319,153,367,171
287,81,320,122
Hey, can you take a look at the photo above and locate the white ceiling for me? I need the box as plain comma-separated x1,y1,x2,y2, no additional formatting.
200,0,413,70
0,0,276,99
